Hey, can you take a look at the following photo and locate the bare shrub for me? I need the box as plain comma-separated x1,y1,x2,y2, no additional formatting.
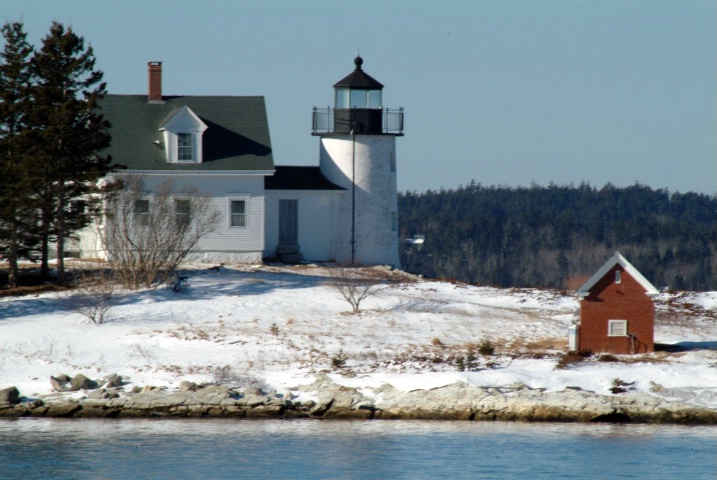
455,348,478,371
329,266,392,312
210,365,268,390
70,268,116,324
598,354,619,363
555,350,592,369
100,175,220,289
332,350,348,368
478,338,495,356
211,365,240,385
610,377,635,394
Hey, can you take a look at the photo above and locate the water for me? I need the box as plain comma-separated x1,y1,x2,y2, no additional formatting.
0,418,714,479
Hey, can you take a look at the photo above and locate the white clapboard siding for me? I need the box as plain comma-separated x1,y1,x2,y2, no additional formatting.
264,190,343,262
71,173,269,262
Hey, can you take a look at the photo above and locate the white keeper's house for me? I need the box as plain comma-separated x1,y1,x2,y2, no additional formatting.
73,57,404,267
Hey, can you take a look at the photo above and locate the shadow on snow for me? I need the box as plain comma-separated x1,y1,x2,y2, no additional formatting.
0,266,332,324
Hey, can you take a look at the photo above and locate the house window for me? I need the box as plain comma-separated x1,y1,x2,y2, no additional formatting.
615,270,621,284
177,133,193,161
135,199,150,226
70,200,87,215
230,200,247,227
175,199,190,227
608,320,628,337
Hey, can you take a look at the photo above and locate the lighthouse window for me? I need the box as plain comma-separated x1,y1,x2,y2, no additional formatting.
350,90,367,108
368,90,381,108
336,88,382,109
335,88,349,108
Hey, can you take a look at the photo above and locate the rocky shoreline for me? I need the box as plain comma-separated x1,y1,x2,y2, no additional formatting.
1,374,716,424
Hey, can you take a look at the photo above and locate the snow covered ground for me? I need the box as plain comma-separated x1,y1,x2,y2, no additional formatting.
1,263,715,408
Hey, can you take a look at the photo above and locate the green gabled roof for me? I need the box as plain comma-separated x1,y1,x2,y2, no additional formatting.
101,95,274,171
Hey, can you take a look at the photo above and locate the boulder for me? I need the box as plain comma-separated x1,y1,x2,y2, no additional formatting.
0,386,20,404
45,401,81,417
194,385,231,402
70,374,98,391
102,374,123,388
178,380,198,392
87,388,120,400
243,386,264,397
150,392,191,409
87,388,109,400
51,375,71,392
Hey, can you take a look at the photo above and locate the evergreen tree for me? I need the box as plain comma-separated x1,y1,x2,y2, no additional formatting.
29,22,114,284
0,21,38,287
398,181,716,291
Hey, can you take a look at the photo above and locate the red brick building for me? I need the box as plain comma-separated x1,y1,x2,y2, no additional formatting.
575,252,659,354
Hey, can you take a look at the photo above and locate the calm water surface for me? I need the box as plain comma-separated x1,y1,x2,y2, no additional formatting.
0,418,714,479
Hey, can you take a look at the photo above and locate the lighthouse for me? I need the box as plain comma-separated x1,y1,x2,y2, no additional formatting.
312,56,404,267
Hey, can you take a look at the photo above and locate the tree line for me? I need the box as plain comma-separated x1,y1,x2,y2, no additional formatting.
399,181,716,292
0,21,117,287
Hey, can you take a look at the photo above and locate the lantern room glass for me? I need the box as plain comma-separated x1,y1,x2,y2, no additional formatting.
335,88,349,108
335,88,382,109
368,90,381,108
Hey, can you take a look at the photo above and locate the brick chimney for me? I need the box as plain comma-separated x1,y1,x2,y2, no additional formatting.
148,61,163,103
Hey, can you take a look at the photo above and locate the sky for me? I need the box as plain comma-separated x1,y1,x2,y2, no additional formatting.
3,0,716,195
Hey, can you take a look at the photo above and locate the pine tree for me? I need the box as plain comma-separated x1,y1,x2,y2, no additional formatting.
29,22,114,284
0,21,38,288
398,181,716,291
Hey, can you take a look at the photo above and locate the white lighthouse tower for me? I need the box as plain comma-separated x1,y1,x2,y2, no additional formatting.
312,56,404,267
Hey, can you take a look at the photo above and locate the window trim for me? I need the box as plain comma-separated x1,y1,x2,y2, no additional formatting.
228,197,249,229
176,133,194,162
608,319,628,337
134,198,150,227
174,198,191,228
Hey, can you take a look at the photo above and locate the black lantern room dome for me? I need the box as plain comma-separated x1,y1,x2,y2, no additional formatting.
333,56,384,90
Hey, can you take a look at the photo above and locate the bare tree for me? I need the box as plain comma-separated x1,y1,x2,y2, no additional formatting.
330,266,392,312
70,266,116,324
100,175,220,289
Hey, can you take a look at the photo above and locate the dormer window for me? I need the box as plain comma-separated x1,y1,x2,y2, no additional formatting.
160,106,208,164
177,133,193,161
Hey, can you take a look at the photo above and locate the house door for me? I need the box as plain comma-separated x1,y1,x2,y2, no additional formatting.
279,199,298,246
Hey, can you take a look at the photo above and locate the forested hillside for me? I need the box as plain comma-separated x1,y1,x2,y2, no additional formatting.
398,182,716,291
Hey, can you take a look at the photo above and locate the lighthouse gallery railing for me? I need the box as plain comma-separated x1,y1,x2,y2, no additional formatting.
312,107,404,135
